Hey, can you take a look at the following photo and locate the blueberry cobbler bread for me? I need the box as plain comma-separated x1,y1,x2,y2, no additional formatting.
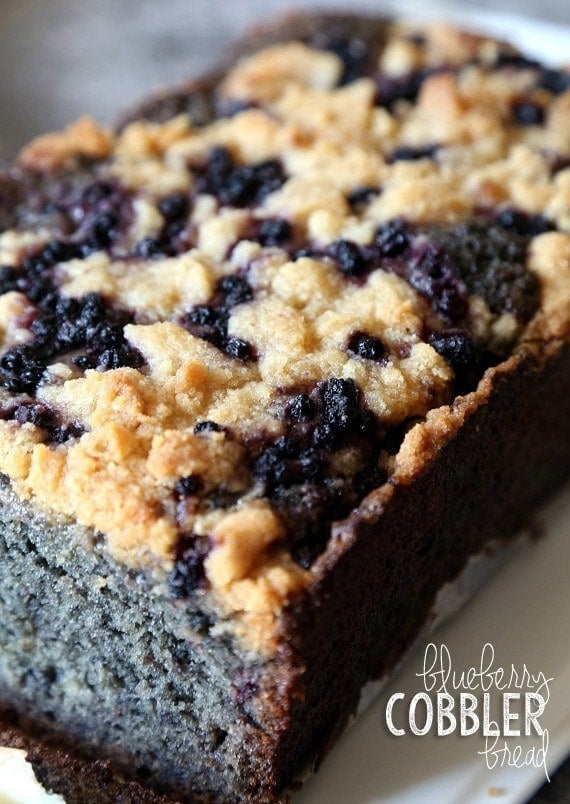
0,11,569,803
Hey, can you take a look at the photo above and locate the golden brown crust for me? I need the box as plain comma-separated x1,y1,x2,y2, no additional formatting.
17,117,115,172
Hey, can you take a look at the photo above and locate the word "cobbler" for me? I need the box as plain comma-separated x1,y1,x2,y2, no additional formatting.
385,691,546,736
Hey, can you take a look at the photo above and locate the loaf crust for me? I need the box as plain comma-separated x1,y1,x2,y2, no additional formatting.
0,11,569,803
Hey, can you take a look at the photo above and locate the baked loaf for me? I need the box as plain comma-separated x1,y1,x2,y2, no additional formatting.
1,11,569,802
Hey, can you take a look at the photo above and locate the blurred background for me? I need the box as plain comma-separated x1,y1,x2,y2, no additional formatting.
1,0,569,159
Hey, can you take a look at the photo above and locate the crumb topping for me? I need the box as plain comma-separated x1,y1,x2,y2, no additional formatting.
1,19,569,650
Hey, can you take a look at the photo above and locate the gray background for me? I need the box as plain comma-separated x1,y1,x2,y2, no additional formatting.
0,0,567,799
0,0,569,159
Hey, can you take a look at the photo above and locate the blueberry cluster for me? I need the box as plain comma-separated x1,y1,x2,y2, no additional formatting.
426,217,543,322
322,213,543,328
0,401,84,444
182,273,256,361
55,179,133,253
133,192,191,258
251,378,386,567
0,290,144,394
193,147,286,208
167,533,210,598
0,241,144,395
406,241,469,322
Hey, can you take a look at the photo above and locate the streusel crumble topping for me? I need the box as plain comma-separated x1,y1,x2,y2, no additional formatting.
1,20,569,645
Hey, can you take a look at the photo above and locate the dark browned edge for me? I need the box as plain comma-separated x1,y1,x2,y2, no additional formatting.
269,341,570,795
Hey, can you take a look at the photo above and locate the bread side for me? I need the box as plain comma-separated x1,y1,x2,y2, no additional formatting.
0,10,569,803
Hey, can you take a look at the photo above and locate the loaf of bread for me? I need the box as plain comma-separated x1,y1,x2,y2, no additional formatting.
0,12,569,802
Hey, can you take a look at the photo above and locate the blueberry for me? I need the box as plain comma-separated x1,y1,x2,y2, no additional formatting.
224,336,254,361
496,208,553,236
513,101,544,126
375,219,411,258
14,403,54,430
328,239,368,277
195,148,286,208
320,378,361,433
208,146,233,175
537,68,570,95
167,535,209,598
429,330,480,371
40,240,78,264
205,486,241,509
274,436,299,458
9,401,83,444
183,305,228,347
95,344,144,371
158,193,189,221
347,331,386,362
386,144,438,163
134,237,164,258
311,422,336,449
407,243,468,322
20,255,49,278
376,68,434,110
72,355,96,370
495,52,540,70
294,247,317,260
257,218,292,247
31,313,58,342
429,329,484,393
425,219,540,322
298,449,325,481
347,186,379,210
187,305,219,327
314,34,372,85
254,447,291,491
80,180,116,206
0,346,45,393
0,266,18,295
218,275,253,307
287,393,315,422
174,475,202,497
90,211,119,248
50,422,85,444
194,420,223,433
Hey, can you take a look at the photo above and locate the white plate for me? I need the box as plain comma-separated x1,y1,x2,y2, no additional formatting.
0,7,569,804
